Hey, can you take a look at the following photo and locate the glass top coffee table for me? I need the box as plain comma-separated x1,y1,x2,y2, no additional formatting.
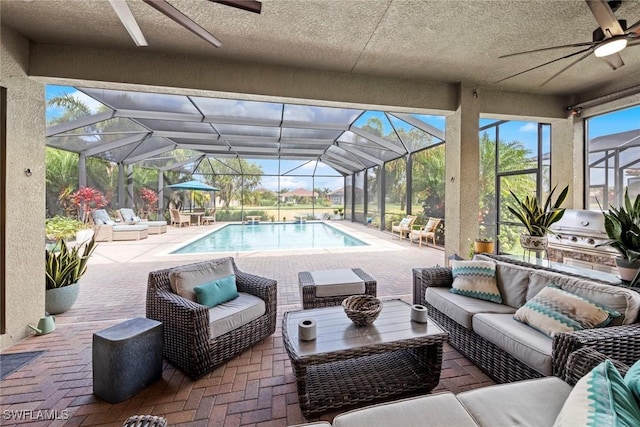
282,299,449,416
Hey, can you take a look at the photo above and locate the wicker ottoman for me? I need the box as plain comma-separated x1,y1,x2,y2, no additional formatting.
93,318,163,403
298,268,377,309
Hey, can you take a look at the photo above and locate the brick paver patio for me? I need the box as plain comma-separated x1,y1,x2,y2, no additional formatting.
0,221,494,426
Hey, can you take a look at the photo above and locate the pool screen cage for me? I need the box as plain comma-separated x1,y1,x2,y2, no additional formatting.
45,86,446,227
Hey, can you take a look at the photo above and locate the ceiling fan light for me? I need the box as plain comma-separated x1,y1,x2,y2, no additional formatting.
594,37,628,57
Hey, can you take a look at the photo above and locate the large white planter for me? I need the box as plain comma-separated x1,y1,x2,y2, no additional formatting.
520,235,548,252
616,258,640,283
45,282,79,314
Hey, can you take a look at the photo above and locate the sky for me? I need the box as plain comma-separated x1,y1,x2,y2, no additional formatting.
45,85,637,192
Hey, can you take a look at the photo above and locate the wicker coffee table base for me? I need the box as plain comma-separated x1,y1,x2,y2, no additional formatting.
293,344,443,416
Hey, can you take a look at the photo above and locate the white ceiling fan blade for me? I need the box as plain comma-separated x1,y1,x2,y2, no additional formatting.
143,0,222,48
587,0,625,36
109,0,148,47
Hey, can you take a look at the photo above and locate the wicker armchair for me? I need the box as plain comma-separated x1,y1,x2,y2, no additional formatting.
416,254,640,384
146,257,277,378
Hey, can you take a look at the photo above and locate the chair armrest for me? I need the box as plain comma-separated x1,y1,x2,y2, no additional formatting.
553,323,640,381
411,224,423,230
416,267,453,305
564,347,630,386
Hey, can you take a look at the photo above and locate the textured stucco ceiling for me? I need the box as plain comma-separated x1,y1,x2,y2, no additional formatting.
3,0,640,98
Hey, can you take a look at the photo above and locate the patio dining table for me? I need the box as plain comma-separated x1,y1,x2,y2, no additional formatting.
186,212,204,226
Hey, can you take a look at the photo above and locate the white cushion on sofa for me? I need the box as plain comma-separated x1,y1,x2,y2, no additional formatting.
426,287,516,329
457,377,572,427
472,313,553,375
208,292,265,338
332,392,478,427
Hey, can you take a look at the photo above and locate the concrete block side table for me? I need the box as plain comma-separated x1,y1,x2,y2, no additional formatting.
93,318,163,403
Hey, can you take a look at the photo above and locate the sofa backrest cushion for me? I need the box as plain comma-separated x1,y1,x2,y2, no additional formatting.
169,259,235,302
474,255,528,308
475,254,640,324
494,262,531,308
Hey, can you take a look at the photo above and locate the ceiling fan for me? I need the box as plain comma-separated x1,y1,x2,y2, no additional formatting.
497,0,640,86
108,0,261,48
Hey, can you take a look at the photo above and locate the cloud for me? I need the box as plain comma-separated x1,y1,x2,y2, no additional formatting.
519,122,537,132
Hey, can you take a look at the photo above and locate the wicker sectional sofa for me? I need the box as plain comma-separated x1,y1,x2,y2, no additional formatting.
415,253,640,384
290,347,631,427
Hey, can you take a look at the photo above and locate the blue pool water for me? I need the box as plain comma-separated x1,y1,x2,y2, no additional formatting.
171,222,368,254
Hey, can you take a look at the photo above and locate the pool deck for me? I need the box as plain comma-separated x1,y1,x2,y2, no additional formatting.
0,221,494,426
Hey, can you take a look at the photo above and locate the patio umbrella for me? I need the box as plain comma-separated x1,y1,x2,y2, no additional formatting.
168,180,219,211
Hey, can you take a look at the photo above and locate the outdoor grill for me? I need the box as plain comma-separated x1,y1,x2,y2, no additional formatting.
547,209,618,274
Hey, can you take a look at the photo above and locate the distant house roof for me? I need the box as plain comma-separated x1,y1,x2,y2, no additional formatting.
281,188,317,197
329,187,344,195
254,187,274,194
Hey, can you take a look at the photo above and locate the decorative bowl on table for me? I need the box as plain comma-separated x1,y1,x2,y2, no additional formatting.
342,295,382,326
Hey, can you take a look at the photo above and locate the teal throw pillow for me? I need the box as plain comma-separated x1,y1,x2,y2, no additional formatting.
194,274,239,308
449,260,502,303
554,360,640,426
624,359,640,406
514,284,620,338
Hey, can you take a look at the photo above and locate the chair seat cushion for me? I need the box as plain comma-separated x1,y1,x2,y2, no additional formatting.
457,377,572,427
332,392,478,427
209,292,265,338
310,269,365,297
426,287,516,329
472,312,553,375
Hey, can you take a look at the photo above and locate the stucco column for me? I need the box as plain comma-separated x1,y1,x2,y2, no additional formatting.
445,84,480,261
551,115,580,208
0,26,46,349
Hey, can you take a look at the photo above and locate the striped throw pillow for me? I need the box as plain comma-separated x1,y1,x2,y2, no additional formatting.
514,284,620,338
449,260,502,303
554,360,640,427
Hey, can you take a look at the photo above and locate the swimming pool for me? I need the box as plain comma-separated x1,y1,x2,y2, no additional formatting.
171,222,368,254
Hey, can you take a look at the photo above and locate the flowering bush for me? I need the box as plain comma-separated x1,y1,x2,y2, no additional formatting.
70,187,108,222
139,188,159,213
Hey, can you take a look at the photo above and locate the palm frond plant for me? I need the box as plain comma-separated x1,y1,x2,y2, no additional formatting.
507,185,569,237
596,189,640,266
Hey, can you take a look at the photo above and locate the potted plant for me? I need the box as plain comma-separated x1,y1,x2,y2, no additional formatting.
507,184,569,251
474,237,494,254
45,235,97,314
596,189,640,284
